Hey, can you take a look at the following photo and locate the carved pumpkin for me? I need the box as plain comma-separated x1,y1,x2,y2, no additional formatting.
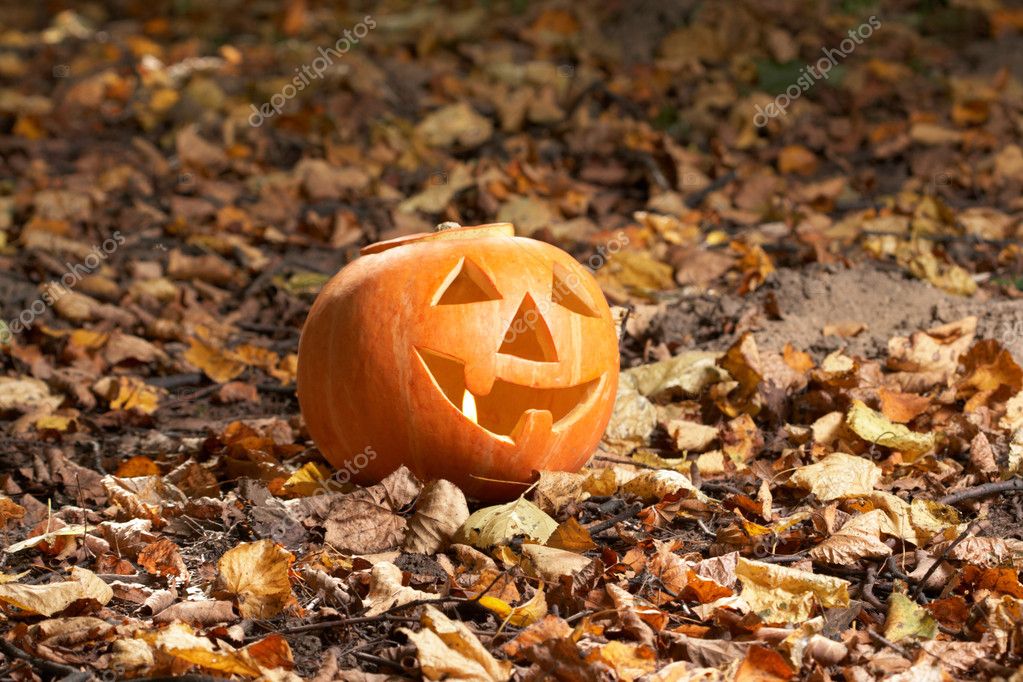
297,222,619,500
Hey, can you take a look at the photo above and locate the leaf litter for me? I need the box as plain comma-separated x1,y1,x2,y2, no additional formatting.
1,1,1023,680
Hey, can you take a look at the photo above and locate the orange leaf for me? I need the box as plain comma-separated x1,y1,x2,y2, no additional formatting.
878,387,931,424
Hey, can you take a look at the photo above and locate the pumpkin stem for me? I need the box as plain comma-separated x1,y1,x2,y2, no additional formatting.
434,221,462,232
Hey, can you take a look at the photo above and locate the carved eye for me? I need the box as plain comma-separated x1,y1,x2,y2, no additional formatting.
432,257,502,305
551,263,599,317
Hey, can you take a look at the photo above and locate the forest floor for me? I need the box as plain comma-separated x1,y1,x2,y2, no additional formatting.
1,1,1023,680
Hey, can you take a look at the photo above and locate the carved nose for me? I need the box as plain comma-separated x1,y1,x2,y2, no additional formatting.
498,294,558,362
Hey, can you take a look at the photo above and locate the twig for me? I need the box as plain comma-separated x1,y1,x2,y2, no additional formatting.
754,552,808,564
146,373,205,389
593,454,659,470
586,502,644,535
248,614,415,639
352,651,406,672
0,638,82,679
910,523,977,599
885,555,911,583
939,478,1023,506
865,629,914,659
859,565,884,609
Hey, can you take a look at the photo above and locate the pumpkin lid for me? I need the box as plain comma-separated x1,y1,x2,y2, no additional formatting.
361,222,515,256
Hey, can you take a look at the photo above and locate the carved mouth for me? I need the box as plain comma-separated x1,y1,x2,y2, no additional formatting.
416,348,601,439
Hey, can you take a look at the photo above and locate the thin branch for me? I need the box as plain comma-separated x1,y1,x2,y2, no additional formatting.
939,478,1023,506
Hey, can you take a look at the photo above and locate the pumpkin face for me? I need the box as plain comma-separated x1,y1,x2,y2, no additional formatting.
297,222,619,500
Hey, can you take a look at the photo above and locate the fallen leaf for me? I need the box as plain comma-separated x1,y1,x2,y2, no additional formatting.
363,561,439,616
457,497,557,549
0,567,112,616
478,588,548,627
956,339,1023,411
402,605,512,681
809,510,892,564
878,387,931,424
404,479,470,554
790,453,882,501
215,540,295,618
415,103,493,149
735,558,850,624
885,593,938,642
846,400,937,459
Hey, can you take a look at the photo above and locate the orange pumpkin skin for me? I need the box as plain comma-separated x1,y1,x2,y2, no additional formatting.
297,223,619,500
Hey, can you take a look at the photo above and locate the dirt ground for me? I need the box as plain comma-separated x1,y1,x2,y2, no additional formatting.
652,263,1023,363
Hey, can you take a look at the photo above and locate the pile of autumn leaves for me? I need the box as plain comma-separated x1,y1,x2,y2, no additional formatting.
0,316,1022,679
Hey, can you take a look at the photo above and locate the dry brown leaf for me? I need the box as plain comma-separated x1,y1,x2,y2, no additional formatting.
0,567,112,616
809,510,893,564
531,471,586,515
402,605,511,681
363,561,438,616
734,645,797,682
404,479,469,554
935,536,1023,569
715,332,763,417
887,317,976,391
415,103,493,149
790,453,882,501
215,540,295,619
586,640,658,682
184,336,247,384
667,419,718,453
731,241,775,295
519,544,593,582
325,466,422,554
956,339,1023,411
153,600,237,626
777,145,818,176
138,538,188,581
0,496,26,528
620,469,708,503
501,615,572,658
0,376,63,413
735,558,850,624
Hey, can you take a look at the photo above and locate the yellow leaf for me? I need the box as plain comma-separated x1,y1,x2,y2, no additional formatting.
790,453,882,501
846,400,937,460
884,593,937,642
457,497,557,549
547,517,596,552
478,588,547,627
185,336,246,383
0,567,112,616
280,461,331,497
215,540,295,619
736,558,850,625
34,414,74,432
620,469,709,503
94,376,163,415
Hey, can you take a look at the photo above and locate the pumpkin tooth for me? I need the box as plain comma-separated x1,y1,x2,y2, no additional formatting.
461,388,478,424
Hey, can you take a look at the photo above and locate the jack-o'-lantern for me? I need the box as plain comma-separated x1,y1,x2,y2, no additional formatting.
297,222,619,500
